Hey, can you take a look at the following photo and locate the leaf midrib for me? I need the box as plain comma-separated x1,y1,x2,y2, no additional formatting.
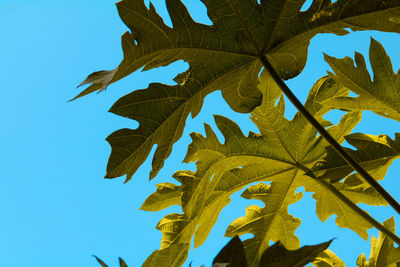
168,166,296,247
253,170,299,267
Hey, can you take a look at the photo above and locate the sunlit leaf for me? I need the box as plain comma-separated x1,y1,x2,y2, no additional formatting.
76,0,400,181
142,72,367,265
312,249,346,267
323,38,400,121
142,243,189,267
225,183,302,266
357,218,400,267
140,182,181,212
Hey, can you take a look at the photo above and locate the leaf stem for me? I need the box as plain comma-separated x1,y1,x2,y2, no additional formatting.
257,54,400,217
319,178,400,244
295,163,400,244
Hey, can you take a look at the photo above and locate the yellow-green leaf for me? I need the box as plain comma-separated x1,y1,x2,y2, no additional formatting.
93,256,129,267
142,243,189,267
76,0,400,181
357,218,400,267
323,38,400,121
140,183,181,212
225,182,302,266
312,249,346,267
144,72,364,265
312,133,400,183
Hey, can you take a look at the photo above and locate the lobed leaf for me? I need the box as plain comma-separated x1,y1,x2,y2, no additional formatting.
225,182,302,266
357,218,400,267
142,72,367,265
76,0,400,181
323,38,400,121
312,133,400,183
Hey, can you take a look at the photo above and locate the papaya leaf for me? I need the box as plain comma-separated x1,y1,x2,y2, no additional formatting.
312,133,400,183
140,182,182,212
259,240,333,267
93,256,129,267
312,249,346,267
142,243,189,267
357,217,400,267
140,170,200,213
76,0,400,181
94,256,108,267
225,183,302,266
212,236,247,267
142,72,367,265
308,132,400,231
323,38,400,121
119,258,128,267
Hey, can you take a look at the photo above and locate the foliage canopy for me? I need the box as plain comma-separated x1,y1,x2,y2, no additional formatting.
76,0,400,266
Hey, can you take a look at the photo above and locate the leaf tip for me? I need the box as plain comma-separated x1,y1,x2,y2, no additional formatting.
93,255,108,267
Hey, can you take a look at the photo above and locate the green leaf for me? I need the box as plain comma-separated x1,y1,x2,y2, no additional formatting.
94,256,108,267
259,240,333,267
140,170,200,213
323,38,400,121
140,182,181,211
142,243,189,267
307,133,400,236
312,249,346,267
119,258,128,267
357,218,400,267
312,133,400,183
212,236,247,267
76,0,400,180
143,72,367,265
155,213,194,249
93,256,129,267
225,183,302,266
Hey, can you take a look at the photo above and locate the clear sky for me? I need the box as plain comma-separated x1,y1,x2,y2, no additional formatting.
1,0,400,266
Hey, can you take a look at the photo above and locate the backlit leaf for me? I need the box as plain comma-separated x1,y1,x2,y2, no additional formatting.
312,249,346,267
76,0,400,181
323,38,400,121
357,218,400,267
140,182,181,212
225,182,302,266
142,72,367,265
142,243,189,267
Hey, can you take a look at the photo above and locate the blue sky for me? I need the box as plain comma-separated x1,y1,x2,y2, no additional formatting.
1,0,400,266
